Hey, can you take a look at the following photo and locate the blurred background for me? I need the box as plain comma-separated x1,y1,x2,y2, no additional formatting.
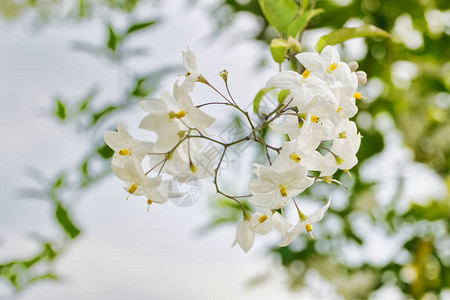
0,0,448,299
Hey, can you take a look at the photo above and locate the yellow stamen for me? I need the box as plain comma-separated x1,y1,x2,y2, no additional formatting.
302,69,311,79
290,153,301,163
280,186,288,197
338,131,346,139
259,214,268,223
175,110,186,119
128,184,138,194
119,149,130,155
354,92,368,100
343,170,352,177
305,224,312,232
329,63,338,72
185,72,191,77
311,115,320,123
337,106,342,113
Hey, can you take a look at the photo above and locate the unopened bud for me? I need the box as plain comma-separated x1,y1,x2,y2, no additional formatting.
348,61,359,72
270,38,288,63
219,70,228,81
356,71,367,85
178,130,186,138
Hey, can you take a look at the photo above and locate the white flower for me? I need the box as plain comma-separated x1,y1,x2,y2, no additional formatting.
232,211,273,253
296,45,355,87
271,112,338,141
139,92,187,152
249,164,313,210
279,197,331,247
104,122,147,167
173,82,215,135
272,131,327,172
112,159,169,204
181,47,202,93
320,119,361,176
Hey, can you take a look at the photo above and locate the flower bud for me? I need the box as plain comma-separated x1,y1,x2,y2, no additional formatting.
356,71,367,85
219,70,228,81
348,61,359,72
270,38,288,63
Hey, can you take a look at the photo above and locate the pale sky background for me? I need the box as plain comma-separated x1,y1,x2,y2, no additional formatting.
0,1,447,300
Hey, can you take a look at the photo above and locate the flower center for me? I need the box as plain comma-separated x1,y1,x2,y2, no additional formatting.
259,214,268,223
338,131,346,138
119,149,130,155
128,184,138,194
337,106,342,113
328,63,338,72
305,224,312,232
176,110,186,119
185,72,191,77
302,69,311,79
311,115,320,123
290,153,301,163
279,186,288,197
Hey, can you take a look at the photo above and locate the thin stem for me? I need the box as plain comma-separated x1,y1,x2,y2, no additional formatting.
196,101,230,108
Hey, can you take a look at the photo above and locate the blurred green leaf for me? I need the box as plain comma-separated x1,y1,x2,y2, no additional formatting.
55,201,81,239
316,25,390,52
92,105,119,125
253,87,274,115
55,99,66,120
107,24,119,52
126,20,157,35
287,9,324,38
258,0,298,32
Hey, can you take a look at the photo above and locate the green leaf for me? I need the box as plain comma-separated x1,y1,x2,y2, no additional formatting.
92,105,118,125
258,0,298,32
316,25,390,52
277,89,290,104
55,99,66,120
126,20,157,35
287,9,324,38
253,87,274,115
55,200,81,239
107,24,119,52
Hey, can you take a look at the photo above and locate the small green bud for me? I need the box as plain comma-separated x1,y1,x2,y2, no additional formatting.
270,38,288,63
189,160,197,173
219,70,228,81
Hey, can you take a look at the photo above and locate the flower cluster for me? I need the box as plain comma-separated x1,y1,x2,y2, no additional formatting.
105,46,365,252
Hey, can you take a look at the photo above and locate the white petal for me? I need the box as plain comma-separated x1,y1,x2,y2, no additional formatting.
295,52,323,71
307,197,331,224
182,47,198,73
117,122,135,145
104,131,122,151
139,99,168,113
320,45,340,64
266,71,302,90
272,212,294,237
232,220,255,253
